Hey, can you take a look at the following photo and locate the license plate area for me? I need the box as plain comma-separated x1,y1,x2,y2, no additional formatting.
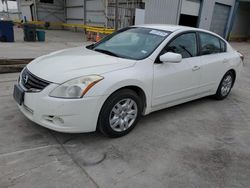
13,84,25,105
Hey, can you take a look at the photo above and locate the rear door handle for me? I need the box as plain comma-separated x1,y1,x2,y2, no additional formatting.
192,65,201,71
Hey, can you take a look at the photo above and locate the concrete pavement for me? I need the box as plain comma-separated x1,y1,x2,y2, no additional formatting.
0,42,249,188
0,27,88,59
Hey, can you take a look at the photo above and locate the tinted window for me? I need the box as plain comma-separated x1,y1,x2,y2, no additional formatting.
165,33,197,58
92,27,170,60
199,33,221,55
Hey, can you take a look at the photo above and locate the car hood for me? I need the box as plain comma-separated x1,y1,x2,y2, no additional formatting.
27,46,136,83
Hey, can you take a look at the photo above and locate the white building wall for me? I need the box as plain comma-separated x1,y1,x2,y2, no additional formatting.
66,0,84,24
181,0,200,16
18,0,65,22
199,0,235,30
143,0,235,38
143,0,181,24
66,0,106,26
36,0,65,22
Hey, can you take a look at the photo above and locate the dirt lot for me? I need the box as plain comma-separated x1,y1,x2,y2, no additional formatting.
0,42,249,188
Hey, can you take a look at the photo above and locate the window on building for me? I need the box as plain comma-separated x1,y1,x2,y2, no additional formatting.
199,32,221,55
165,33,197,58
40,0,54,4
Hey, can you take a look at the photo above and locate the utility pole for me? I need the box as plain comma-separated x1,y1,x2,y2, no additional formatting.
114,0,118,30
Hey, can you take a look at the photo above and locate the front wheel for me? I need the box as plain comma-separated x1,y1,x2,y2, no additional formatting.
98,89,142,138
214,71,235,100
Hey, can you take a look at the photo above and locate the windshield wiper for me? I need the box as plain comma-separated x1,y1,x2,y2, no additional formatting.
179,45,193,57
94,49,120,57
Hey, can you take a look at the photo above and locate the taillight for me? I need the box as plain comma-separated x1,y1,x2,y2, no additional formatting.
238,51,244,62
240,54,244,62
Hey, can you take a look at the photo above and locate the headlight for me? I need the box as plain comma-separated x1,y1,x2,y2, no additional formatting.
49,75,103,98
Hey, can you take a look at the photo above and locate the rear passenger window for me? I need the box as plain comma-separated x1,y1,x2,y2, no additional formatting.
199,33,221,55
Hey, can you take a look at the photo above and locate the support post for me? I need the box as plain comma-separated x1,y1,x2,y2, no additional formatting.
115,0,118,30
84,0,87,25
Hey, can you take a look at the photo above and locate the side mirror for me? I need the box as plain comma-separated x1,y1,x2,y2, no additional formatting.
159,52,182,63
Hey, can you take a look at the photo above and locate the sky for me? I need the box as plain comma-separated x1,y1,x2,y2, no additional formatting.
0,1,18,11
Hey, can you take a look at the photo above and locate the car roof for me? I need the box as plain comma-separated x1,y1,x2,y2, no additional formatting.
134,24,226,41
134,24,194,32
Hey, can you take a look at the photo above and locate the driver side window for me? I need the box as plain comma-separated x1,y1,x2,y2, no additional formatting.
164,33,197,59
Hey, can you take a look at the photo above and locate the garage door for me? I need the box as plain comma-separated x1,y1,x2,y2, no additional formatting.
210,3,231,38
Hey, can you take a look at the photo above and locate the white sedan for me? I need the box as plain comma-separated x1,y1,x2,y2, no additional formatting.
13,25,243,137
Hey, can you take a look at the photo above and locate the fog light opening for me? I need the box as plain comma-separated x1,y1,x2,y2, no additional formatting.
53,116,64,125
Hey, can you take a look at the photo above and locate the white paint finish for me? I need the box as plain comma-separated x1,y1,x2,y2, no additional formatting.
27,47,136,84
135,8,145,25
16,25,243,133
181,0,201,16
152,57,202,106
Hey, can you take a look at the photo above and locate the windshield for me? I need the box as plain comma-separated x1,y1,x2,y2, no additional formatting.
89,27,171,60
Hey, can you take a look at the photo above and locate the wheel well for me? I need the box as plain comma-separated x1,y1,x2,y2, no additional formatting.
228,69,236,86
115,86,147,114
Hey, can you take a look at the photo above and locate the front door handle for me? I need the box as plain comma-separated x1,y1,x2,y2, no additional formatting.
192,65,201,71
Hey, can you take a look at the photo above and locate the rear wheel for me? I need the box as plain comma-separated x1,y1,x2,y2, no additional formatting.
214,71,234,100
98,89,142,138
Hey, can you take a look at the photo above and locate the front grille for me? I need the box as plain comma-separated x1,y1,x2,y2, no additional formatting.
21,68,51,91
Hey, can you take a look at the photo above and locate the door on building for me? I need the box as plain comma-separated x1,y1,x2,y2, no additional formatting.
210,3,231,38
179,0,201,27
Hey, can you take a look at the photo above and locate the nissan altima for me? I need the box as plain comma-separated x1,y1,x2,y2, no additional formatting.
13,25,243,137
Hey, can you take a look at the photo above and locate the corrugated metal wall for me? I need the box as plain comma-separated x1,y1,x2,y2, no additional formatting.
210,3,231,37
143,0,181,24
66,0,84,24
86,0,106,26
66,0,106,26
66,0,143,28
36,0,65,22
143,0,235,38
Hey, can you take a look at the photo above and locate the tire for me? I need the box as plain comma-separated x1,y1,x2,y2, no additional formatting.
98,89,142,138
214,71,235,100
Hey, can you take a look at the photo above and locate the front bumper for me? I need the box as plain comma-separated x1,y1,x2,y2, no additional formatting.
17,83,106,133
